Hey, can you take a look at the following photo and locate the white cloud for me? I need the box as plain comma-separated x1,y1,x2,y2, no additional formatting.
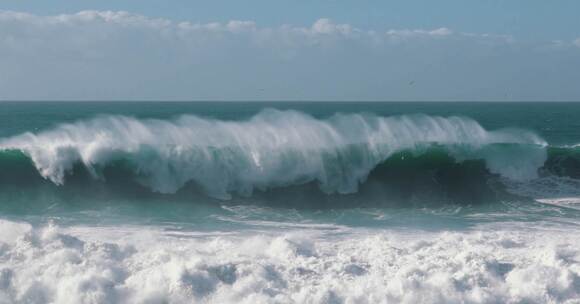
0,10,481,44
310,18,355,35
0,10,170,29
386,27,453,38
226,20,257,33
574,38,580,48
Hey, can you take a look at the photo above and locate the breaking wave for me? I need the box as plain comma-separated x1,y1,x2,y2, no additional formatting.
2,109,578,204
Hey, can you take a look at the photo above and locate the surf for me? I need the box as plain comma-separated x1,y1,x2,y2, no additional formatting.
1,109,575,206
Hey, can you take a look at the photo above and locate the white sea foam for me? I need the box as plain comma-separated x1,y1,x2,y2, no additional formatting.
0,219,579,303
0,110,547,198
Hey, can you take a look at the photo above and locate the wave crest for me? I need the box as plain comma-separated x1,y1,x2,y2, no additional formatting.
0,110,547,199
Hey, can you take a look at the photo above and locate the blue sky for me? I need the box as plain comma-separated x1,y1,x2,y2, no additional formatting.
1,0,579,101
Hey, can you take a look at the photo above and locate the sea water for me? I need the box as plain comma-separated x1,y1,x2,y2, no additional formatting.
0,102,579,303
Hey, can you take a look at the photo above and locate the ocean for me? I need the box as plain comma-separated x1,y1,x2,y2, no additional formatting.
0,101,579,303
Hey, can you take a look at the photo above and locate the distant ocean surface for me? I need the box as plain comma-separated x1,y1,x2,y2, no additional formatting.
1,102,580,303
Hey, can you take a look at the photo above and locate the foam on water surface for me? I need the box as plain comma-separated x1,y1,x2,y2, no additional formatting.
0,219,579,304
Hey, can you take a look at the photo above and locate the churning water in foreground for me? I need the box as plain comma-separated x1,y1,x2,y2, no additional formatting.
0,102,580,303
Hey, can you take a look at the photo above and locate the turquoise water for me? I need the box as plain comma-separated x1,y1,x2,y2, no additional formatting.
1,102,580,303
1,102,580,225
